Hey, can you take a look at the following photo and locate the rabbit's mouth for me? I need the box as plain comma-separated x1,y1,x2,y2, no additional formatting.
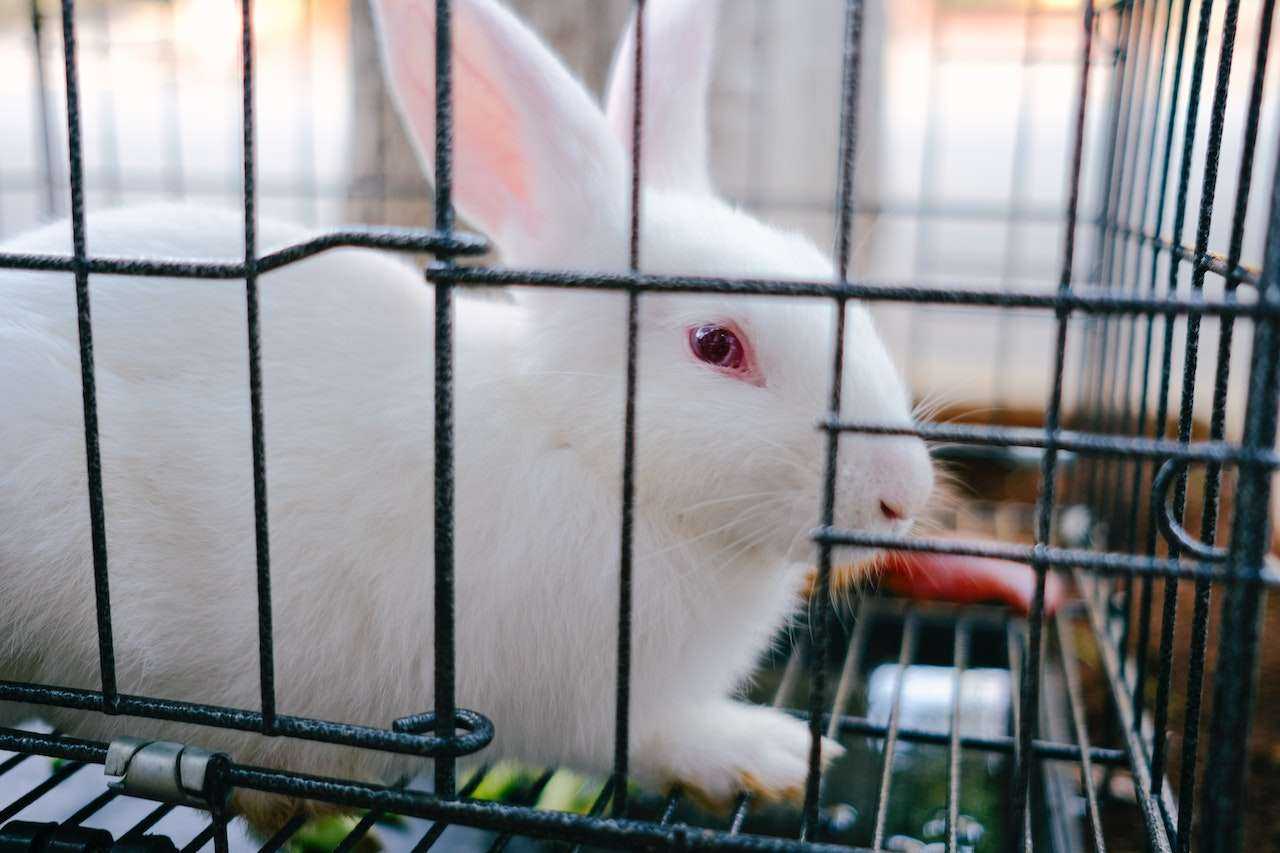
799,549,888,599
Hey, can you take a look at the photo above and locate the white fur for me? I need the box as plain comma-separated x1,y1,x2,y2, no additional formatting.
0,0,932,819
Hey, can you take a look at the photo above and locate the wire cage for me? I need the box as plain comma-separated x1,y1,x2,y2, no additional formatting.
0,0,1278,851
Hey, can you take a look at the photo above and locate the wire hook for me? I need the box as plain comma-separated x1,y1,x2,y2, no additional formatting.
1151,457,1229,563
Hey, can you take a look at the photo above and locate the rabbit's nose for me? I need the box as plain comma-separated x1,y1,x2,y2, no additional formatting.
876,439,934,524
879,500,905,522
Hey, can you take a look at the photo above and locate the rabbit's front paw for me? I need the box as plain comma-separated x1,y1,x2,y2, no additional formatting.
636,702,844,811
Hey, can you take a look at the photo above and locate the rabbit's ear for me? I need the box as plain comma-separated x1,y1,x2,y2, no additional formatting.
372,0,626,260
604,0,720,194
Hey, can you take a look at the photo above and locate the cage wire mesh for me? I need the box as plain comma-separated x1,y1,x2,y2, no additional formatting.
0,0,1279,851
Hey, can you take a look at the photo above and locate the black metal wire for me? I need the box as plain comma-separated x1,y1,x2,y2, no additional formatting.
869,613,918,851
1076,572,1174,852
1147,0,1223,810
63,788,118,826
613,0,645,819
1004,622,1032,851
487,769,555,853
0,761,83,823
184,821,225,853
432,0,458,802
802,0,864,839
1129,0,1195,740
0,753,29,779
58,0,118,714
1078,0,1136,527
332,809,383,853
1198,64,1280,853
411,764,491,851
0,228,484,275
1055,610,1107,853
0,683,493,757
1113,0,1176,686
238,0,276,738
429,265,1279,317
944,619,969,853
824,418,1280,466
1174,2,1274,847
1009,1,1096,843
256,812,307,853
1094,0,1158,643
806,710,1129,766
120,803,177,842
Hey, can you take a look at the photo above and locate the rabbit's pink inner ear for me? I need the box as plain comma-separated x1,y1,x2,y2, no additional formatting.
379,0,626,257
382,5,532,240
451,19,533,240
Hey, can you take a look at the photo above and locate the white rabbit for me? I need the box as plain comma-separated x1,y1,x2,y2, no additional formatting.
0,0,932,832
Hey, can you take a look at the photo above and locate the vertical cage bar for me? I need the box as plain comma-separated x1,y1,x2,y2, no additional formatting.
1150,0,1220,800
59,0,117,711
239,0,276,735
945,619,970,853
409,765,491,852
611,0,645,820
432,0,457,800
1006,620,1032,850
1094,0,1153,546
1077,571,1175,852
1067,2,1120,514
1099,0,1159,700
1078,0,1135,519
802,0,864,839
1009,0,1095,844
826,601,869,741
870,613,919,853
1115,0,1175,676
213,814,230,853
1198,116,1280,853
1130,0,1194,732
1088,0,1149,659
1171,1,1246,846
1056,611,1107,853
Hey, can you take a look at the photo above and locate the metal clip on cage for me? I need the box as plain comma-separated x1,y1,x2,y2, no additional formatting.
103,739,226,812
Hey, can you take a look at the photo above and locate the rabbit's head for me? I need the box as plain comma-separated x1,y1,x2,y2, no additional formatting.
373,0,932,575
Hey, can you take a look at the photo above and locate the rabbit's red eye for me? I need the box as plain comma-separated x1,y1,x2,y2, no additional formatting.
689,324,747,371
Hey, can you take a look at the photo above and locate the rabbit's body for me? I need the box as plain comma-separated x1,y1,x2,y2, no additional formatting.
0,0,935,830
0,203,815,812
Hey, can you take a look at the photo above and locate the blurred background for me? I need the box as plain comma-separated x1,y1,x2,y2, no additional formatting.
2,1,1280,849
1,0,1277,429
2,0,1274,427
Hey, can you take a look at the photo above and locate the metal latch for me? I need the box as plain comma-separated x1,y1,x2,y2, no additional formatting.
104,738,223,809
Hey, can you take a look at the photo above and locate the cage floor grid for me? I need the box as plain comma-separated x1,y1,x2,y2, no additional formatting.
0,596,1151,852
